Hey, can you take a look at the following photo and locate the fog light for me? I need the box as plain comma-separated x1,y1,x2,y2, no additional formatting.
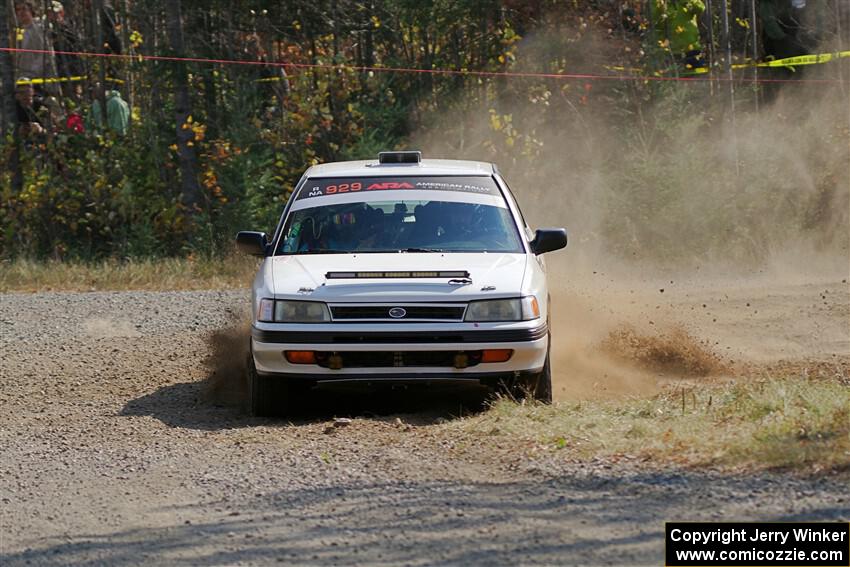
285,351,316,364
454,352,469,369
481,349,513,363
328,353,343,370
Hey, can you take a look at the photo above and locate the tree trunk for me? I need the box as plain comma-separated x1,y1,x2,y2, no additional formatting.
93,0,107,124
719,0,740,176
164,0,202,217
705,0,715,94
0,0,22,193
201,6,218,138
0,0,17,136
750,0,759,111
119,0,133,128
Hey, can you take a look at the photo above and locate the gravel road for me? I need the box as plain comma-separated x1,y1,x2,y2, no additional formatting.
1,285,848,566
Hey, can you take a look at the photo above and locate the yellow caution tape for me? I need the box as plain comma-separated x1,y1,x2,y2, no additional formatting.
684,51,850,75
610,49,850,78
15,75,87,85
756,50,850,68
15,75,125,86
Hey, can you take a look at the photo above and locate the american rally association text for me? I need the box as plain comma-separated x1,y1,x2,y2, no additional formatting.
670,527,848,547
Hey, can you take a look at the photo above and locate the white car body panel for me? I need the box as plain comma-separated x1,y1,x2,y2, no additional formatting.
303,159,495,178
265,253,528,301
248,157,559,383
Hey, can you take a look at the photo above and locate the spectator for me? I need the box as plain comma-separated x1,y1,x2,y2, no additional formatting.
653,0,706,69
82,0,123,54
47,1,84,99
245,35,290,115
14,1,59,94
87,83,130,135
759,0,821,60
101,0,123,54
15,80,46,136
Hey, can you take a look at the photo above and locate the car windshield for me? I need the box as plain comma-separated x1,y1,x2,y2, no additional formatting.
277,199,524,254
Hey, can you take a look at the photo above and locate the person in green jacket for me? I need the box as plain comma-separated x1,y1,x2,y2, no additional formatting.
653,0,706,69
88,83,129,135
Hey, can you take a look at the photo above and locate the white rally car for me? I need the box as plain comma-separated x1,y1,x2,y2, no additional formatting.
237,151,567,416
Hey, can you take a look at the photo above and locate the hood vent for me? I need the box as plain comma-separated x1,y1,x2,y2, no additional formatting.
326,270,470,280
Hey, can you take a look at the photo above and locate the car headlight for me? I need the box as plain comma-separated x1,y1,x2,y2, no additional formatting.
465,296,540,322
257,299,330,323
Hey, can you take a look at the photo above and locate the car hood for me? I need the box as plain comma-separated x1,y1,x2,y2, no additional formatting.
268,253,528,302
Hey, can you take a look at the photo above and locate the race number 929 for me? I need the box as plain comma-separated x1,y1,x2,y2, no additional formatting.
325,183,362,194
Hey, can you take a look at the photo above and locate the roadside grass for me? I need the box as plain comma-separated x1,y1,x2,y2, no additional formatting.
0,255,259,292
449,375,850,472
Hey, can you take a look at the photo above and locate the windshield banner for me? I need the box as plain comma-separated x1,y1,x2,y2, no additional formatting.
297,176,498,201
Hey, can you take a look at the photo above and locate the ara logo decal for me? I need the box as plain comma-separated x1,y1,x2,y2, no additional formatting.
366,182,415,190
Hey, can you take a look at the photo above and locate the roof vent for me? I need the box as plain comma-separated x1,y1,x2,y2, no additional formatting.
378,151,422,164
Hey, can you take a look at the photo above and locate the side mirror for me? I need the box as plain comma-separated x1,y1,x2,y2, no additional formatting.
530,228,567,255
236,231,269,256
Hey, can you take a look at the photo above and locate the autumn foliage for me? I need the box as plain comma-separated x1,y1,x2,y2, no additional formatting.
0,1,846,263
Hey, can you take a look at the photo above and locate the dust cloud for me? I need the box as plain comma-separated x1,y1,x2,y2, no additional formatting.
409,25,849,400
545,284,736,401
411,19,849,273
202,317,250,407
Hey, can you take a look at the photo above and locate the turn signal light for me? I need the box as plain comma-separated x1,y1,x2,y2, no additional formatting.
285,351,317,364
528,297,540,319
481,349,513,363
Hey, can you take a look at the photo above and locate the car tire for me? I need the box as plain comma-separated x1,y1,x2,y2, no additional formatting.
247,354,292,417
510,335,552,403
531,343,553,404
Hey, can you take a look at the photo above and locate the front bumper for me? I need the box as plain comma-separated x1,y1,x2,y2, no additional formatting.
251,323,548,380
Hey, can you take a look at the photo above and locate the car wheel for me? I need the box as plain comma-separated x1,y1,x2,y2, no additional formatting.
247,354,292,417
510,335,552,403
531,343,553,404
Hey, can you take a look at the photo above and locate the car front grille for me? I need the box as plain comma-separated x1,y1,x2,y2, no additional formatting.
251,325,549,344
329,304,466,322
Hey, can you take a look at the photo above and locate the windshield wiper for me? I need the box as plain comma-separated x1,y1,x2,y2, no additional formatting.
399,247,444,253
299,249,349,254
